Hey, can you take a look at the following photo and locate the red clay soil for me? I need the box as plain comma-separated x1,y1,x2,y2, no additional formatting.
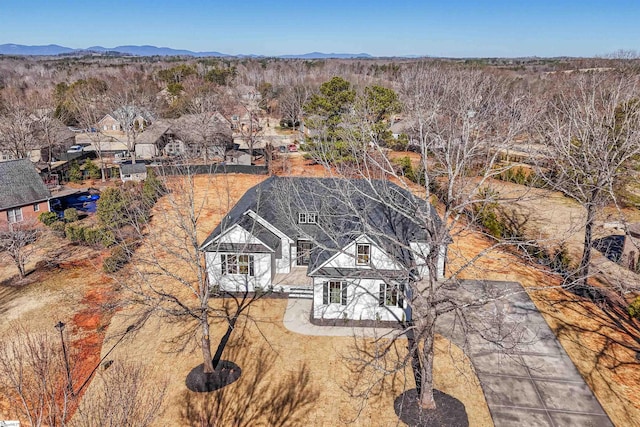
65,275,118,419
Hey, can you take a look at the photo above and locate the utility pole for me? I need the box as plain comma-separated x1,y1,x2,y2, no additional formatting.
55,321,74,397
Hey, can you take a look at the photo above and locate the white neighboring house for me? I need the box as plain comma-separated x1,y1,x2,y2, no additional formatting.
200,177,447,323
119,163,148,182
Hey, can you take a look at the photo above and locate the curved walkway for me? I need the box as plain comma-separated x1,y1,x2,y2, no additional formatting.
282,280,613,427
283,298,402,338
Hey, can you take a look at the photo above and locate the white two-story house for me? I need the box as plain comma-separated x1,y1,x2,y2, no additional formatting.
200,177,447,323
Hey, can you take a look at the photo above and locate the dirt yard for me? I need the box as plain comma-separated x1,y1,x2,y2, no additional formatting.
0,234,116,421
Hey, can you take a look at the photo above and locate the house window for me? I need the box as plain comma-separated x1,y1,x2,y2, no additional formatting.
298,212,318,224
323,281,347,305
296,240,312,266
356,244,370,265
221,254,254,276
7,207,23,223
379,283,404,307
33,203,40,212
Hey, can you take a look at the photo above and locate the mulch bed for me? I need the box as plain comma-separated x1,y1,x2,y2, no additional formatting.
186,360,242,392
394,389,468,427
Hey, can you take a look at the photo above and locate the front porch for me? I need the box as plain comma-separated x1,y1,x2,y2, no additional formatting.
272,266,312,292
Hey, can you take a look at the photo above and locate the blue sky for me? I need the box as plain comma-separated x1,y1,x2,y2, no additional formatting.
1,0,638,57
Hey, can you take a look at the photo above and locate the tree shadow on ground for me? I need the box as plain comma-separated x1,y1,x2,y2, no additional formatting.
394,389,468,427
180,341,319,426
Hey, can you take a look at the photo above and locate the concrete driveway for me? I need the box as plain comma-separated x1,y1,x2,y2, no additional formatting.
436,280,613,427
283,280,614,426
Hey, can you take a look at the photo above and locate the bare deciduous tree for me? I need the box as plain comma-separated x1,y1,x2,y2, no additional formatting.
537,72,640,291
71,361,167,427
284,64,536,414
0,325,73,426
0,324,167,427
106,73,158,164
279,85,309,132
112,169,270,382
65,79,110,181
180,342,318,426
0,89,39,160
0,221,40,279
174,82,232,163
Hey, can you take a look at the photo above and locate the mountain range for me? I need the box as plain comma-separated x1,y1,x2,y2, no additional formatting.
0,44,375,59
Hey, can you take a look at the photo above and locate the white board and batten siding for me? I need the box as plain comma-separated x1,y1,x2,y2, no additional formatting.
311,237,407,321
206,252,271,292
245,210,293,274
321,237,403,272
205,224,273,292
312,277,406,321
409,241,447,280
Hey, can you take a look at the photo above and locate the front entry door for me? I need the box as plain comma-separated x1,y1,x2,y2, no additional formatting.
297,240,312,266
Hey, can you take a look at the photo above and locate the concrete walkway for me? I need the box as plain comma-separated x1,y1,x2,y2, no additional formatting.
283,298,402,339
282,280,613,427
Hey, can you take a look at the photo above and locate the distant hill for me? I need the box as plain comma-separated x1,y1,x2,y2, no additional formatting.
84,45,229,57
0,43,375,59
0,44,75,56
279,52,373,59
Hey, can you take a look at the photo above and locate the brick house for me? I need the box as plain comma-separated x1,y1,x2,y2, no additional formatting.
0,159,51,226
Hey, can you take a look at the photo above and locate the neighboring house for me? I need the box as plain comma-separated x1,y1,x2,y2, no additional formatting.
170,113,233,160
0,149,35,162
200,177,447,322
98,114,122,132
0,150,12,161
135,120,174,160
119,163,148,182
234,85,261,103
0,159,51,226
75,132,129,157
224,150,251,165
98,109,152,134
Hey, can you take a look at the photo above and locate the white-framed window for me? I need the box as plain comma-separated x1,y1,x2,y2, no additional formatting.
322,281,347,305
221,254,254,276
7,207,23,223
298,212,318,224
356,243,370,265
379,283,404,307
33,203,40,212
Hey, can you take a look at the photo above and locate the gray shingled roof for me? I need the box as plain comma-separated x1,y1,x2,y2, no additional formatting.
0,159,51,210
201,176,444,273
120,163,148,175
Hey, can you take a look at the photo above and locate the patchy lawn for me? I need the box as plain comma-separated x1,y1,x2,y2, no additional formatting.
100,299,491,426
